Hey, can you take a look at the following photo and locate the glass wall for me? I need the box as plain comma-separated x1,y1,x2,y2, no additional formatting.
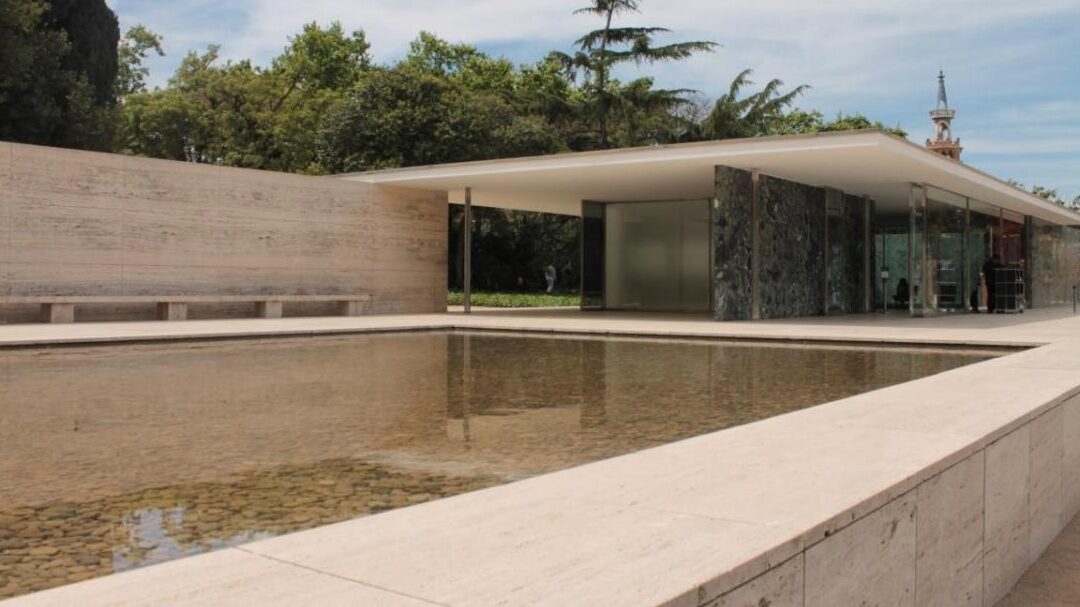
925,187,966,312
999,210,1026,265
910,185,926,314
880,185,1080,316
581,202,605,309
603,200,711,311
874,228,910,310
968,199,998,312
1030,218,1080,307
877,186,1033,316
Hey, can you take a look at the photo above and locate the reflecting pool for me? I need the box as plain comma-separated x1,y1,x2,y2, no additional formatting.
0,331,994,598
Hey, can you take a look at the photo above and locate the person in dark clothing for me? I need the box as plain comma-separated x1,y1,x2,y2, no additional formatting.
894,278,909,308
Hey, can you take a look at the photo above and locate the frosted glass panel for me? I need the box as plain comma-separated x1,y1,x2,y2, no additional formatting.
604,200,710,311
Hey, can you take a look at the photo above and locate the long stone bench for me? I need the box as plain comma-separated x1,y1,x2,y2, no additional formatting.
0,295,371,323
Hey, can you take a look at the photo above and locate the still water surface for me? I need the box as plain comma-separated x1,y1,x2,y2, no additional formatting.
0,331,993,598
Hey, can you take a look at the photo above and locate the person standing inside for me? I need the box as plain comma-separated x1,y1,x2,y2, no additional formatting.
544,264,557,294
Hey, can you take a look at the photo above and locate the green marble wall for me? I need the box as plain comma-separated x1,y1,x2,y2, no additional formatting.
758,175,826,319
712,167,754,320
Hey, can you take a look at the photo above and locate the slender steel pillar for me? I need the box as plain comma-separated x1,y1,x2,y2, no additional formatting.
909,184,926,317
919,185,929,316
822,191,830,316
998,208,1005,259
963,198,971,312
863,195,873,313
463,187,473,314
908,186,914,317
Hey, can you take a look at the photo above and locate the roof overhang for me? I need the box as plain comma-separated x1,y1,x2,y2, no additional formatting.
339,130,1080,225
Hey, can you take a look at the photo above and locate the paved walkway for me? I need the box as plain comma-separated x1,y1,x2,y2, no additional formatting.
1,306,1077,348
997,511,1080,606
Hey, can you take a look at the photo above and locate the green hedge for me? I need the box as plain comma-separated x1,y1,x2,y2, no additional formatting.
447,291,580,308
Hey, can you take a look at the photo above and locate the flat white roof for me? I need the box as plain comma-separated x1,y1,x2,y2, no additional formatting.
340,130,1080,225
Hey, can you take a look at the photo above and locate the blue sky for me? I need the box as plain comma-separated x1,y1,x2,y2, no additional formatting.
108,0,1079,200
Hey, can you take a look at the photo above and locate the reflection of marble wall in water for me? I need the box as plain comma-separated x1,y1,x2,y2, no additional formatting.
0,142,447,323
0,334,448,508
597,341,971,428
447,335,590,418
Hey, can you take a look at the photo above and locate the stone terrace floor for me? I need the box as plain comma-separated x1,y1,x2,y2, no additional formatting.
3,305,1080,348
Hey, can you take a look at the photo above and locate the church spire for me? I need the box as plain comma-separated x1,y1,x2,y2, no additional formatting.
926,70,962,160
936,70,949,109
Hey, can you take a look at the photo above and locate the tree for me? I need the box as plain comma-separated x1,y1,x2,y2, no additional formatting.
0,0,119,148
272,21,370,92
1,0,70,142
698,69,808,139
116,25,164,97
315,66,564,173
119,22,372,173
448,206,581,292
768,109,907,138
552,0,716,148
1008,181,1080,211
47,0,119,105
513,55,582,145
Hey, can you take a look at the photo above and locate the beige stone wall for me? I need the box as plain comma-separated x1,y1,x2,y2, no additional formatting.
708,393,1080,607
0,142,448,322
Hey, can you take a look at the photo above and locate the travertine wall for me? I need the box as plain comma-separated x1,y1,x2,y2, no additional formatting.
0,142,448,322
708,393,1080,607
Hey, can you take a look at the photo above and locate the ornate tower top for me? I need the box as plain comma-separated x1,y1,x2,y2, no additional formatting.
927,70,962,160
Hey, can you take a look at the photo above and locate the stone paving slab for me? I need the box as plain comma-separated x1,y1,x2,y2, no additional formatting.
4,546,438,607
2,307,1077,349
995,511,1080,607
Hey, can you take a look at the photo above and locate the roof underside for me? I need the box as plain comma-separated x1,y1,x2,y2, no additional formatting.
340,131,1080,225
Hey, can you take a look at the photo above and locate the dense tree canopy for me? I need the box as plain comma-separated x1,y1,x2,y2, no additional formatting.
118,22,370,172
0,0,119,148
3,0,913,174
4,0,985,293
47,0,119,105
315,66,564,173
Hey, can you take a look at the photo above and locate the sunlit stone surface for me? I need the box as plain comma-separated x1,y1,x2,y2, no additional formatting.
0,331,989,599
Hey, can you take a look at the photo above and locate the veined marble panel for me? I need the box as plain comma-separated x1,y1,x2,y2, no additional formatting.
713,167,754,320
